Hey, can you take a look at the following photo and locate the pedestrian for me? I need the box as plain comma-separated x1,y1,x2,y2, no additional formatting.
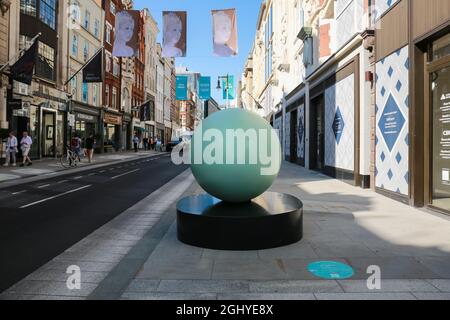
143,137,149,151
71,134,82,162
85,134,95,163
20,131,33,167
150,137,155,150
133,134,140,153
156,137,162,152
3,131,18,167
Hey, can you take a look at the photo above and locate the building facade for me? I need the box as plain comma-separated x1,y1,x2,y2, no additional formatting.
67,0,105,153
102,0,123,152
373,0,450,213
6,0,70,159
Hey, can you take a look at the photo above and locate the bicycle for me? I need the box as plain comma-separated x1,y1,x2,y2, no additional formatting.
60,145,81,168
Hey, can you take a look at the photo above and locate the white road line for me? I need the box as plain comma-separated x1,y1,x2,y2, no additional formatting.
87,173,96,176
37,184,51,189
100,170,106,173
110,169,140,180
12,190,26,195
20,185,92,209
57,180,68,184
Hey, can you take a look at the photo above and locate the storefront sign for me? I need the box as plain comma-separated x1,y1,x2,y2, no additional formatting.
104,113,122,126
332,107,345,145
76,113,96,123
438,92,450,186
7,99,22,109
198,76,211,100
378,95,406,152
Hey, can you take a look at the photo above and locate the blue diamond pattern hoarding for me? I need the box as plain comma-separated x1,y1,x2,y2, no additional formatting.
378,94,405,152
332,107,345,145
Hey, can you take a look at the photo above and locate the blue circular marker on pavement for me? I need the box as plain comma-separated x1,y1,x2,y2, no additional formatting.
307,261,354,280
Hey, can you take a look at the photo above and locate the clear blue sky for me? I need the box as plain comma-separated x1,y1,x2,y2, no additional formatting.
134,0,262,105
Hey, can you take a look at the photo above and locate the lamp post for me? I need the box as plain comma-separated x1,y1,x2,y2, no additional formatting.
216,74,232,109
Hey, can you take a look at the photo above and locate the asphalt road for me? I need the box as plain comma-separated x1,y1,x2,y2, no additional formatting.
0,153,187,293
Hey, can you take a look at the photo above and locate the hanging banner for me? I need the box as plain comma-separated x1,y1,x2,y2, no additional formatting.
198,76,211,100
162,11,187,58
112,10,140,57
82,49,103,83
222,75,235,100
212,9,238,57
10,40,38,85
176,76,188,101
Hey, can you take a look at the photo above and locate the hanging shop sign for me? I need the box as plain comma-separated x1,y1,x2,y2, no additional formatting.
104,113,122,126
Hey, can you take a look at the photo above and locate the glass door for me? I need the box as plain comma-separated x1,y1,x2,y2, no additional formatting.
429,33,450,211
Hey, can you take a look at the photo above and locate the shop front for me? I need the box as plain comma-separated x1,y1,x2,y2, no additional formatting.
122,114,132,151
103,112,122,153
71,102,101,153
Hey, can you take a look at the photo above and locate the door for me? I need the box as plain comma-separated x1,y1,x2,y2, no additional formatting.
315,97,325,170
428,33,450,212
290,109,298,163
42,110,56,157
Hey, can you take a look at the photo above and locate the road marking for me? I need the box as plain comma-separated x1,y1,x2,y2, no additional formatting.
111,169,140,180
87,173,96,176
20,185,92,209
100,170,106,173
37,184,51,189
12,190,26,195
57,180,68,184
73,176,83,180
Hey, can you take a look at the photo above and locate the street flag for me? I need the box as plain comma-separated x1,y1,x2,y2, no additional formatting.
83,49,103,83
162,11,187,58
10,40,38,85
222,75,235,100
140,100,153,121
198,76,211,100
212,9,238,57
176,76,188,101
113,10,140,57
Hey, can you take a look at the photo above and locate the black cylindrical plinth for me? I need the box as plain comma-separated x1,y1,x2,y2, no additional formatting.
177,192,303,250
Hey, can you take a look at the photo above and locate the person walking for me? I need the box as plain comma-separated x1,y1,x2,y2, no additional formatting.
133,134,140,153
3,131,18,167
156,137,162,152
71,134,82,162
85,134,95,163
143,137,149,151
20,131,33,167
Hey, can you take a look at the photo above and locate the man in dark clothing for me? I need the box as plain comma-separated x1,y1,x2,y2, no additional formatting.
85,135,95,163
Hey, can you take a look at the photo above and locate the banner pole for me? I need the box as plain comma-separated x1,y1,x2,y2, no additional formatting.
64,46,104,86
0,33,42,74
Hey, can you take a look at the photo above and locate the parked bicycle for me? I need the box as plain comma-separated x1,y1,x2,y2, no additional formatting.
60,145,81,168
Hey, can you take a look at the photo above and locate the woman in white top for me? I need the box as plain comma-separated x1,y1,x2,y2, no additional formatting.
20,131,33,167
4,131,18,167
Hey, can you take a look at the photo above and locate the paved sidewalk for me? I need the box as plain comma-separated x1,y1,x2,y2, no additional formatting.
0,150,163,187
118,162,450,300
2,162,450,300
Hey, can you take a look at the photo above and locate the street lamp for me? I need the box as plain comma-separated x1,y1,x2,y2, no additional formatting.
216,74,232,109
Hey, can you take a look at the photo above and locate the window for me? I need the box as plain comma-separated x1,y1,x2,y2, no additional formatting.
83,41,89,62
105,52,111,72
72,35,78,56
70,76,77,97
110,2,116,15
106,23,112,44
39,0,57,29
20,0,37,16
82,83,88,103
93,84,98,106
105,86,110,107
264,5,273,83
112,87,117,109
113,58,119,77
84,10,90,30
72,35,79,56
36,41,55,81
94,19,100,38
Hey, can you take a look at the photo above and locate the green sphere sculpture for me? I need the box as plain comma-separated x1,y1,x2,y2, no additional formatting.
190,108,282,203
